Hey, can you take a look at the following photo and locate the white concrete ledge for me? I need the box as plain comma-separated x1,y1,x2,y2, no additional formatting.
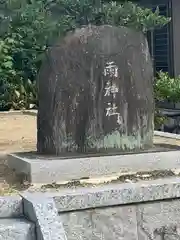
7,150,180,184
154,130,180,139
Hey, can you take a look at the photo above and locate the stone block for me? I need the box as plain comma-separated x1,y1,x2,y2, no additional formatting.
22,194,67,240
0,218,35,240
52,177,180,212
0,196,23,218
137,200,180,239
61,205,138,240
37,25,154,155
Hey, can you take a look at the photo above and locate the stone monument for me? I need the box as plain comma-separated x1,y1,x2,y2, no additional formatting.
37,25,154,155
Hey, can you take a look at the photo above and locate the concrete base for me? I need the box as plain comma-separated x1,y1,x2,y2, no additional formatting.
6,149,180,184
6,130,180,184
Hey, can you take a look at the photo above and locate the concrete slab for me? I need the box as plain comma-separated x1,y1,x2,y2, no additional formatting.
7,150,180,184
0,218,35,240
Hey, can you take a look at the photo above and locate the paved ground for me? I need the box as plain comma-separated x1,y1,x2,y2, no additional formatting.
0,113,36,194
0,113,36,154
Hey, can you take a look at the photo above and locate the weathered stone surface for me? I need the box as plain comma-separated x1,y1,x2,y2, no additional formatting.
0,196,23,218
22,195,67,240
52,178,180,212
137,200,180,239
61,206,138,240
37,25,154,155
0,219,35,240
20,177,180,212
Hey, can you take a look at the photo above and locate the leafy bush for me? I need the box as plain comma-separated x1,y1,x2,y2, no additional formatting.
0,0,170,110
9,79,38,110
0,36,38,110
101,1,170,32
154,72,180,129
155,71,180,103
0,38,16,110
0,80,12,111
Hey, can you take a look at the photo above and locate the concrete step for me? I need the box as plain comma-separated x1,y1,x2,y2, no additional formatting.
0,218,36,240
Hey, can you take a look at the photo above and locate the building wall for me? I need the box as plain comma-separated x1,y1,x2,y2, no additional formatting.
172,0,180,77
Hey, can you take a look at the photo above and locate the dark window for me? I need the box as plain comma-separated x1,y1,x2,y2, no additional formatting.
147,1,174,76
145,0,175,109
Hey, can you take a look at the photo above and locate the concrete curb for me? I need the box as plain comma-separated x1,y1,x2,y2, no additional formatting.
154,130,180,139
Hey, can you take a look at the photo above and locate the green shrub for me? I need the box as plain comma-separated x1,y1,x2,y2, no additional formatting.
0,0,170,110
155,71,180,103
0,37,37,110
101,1,170,32
154,72,180,129
9,79,38,110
